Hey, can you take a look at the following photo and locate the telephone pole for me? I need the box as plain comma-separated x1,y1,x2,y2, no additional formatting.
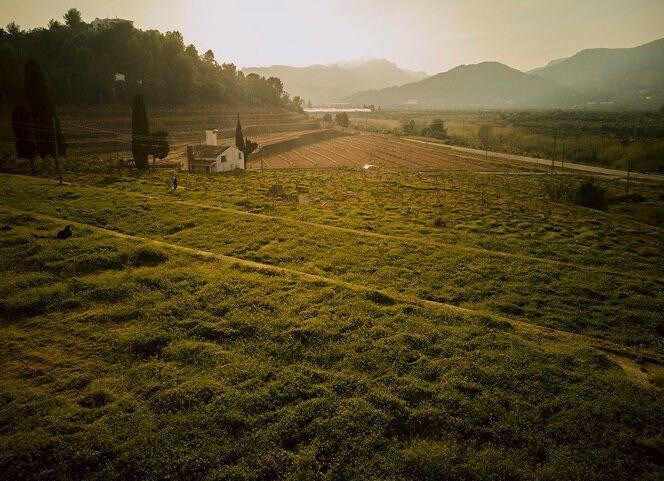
551,131,557,173
52,116,63,186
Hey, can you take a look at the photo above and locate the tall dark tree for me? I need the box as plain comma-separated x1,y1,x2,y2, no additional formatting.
11,104,36,172
235,115,245,152
131,94,150,169
63,8,83,30
24,59,66,159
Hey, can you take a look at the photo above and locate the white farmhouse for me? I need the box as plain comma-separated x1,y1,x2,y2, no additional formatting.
183,130,245,173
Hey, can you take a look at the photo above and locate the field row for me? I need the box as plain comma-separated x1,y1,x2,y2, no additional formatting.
253,133,540,171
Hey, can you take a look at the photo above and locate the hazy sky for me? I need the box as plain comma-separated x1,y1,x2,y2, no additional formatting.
3,0,663,74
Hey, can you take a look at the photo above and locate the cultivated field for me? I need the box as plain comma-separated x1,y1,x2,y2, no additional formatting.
252,133,541,171
345,110,664,173
1,130,663,480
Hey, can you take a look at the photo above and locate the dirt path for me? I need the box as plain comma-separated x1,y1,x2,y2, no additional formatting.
147,194,664,283
1,204,660,387
403,138,664,182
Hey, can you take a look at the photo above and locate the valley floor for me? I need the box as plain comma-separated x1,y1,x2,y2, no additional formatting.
0,145,663,480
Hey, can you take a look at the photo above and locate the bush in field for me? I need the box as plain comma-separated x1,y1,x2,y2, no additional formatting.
574,181,608,210
150,131,170,166
402,119,416,135
335,112,350,128
424,118,446,139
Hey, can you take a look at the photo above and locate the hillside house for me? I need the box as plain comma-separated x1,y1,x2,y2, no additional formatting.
183,130,245,173
91,18,134,31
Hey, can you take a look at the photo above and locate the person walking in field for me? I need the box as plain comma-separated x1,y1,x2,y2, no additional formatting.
171,175,178,191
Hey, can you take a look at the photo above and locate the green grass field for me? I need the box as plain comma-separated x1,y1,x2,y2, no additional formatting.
1,166,663,480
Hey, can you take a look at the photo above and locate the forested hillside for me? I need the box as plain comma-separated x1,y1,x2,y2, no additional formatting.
0,9,302,109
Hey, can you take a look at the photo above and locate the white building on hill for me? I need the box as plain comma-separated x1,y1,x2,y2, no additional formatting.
91,18,134,31
183,130,245,173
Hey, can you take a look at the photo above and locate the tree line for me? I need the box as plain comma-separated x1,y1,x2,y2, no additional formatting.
10,58,174,173
1,8,303,110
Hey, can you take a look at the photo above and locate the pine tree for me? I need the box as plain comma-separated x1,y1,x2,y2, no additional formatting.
131,94,150,169
24,59,66,159
11,104,36,172
235,114,245,152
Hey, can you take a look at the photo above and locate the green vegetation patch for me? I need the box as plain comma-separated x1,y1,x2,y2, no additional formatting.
0,207,662,480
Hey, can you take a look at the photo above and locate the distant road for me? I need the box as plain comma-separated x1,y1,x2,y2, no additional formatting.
403,138,664,182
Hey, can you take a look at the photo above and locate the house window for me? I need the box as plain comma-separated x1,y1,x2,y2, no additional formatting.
238,152,241,160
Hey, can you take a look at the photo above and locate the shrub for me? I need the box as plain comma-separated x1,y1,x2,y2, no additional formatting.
78,390,112,408
123,330,171,358
432,217,446,228
365,290,396,306
573,182,608,210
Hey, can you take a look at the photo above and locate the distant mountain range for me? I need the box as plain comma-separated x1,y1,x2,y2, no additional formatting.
529,37,664,106
345,38,664,109
346,62,580,108
242,59,427,104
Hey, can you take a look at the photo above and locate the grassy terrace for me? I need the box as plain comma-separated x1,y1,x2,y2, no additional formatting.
0,169,663,480
1,172,662,352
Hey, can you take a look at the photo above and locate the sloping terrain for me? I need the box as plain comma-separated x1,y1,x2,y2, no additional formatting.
531,38,664,107
345,62,580,108
0,167,662,480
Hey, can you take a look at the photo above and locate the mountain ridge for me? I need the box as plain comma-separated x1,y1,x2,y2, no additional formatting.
242,59,427,104
344,37,664,109
530,37,664,106
345,61,581,108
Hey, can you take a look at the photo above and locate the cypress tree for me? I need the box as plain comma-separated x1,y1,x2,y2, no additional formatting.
131,93,150,169
11,104,37,173
24,59,66,159
235,114,245,152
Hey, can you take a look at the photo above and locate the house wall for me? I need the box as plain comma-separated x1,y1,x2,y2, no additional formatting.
214,147,245,172
182,147,245,173
205,130,219,146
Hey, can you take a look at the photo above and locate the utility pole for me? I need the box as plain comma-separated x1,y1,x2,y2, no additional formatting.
52,116,63,186
551,131,557,173
627,119,636,195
